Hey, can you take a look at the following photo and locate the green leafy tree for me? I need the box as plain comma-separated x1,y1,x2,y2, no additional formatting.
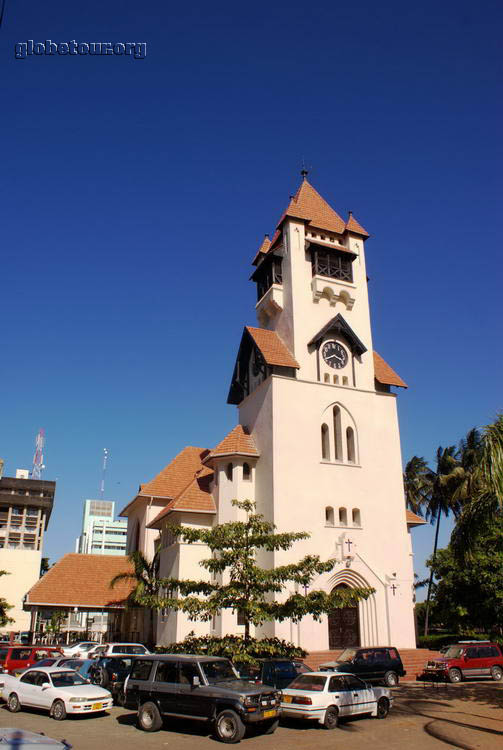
40,557,50,577
110,548,161,647
157,632,306,664
0,570,14,628
141,500,372,643
428,511,503,635
46,610,66,636
403,456,433,516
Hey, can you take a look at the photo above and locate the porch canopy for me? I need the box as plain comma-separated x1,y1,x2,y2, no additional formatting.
25,553,135,621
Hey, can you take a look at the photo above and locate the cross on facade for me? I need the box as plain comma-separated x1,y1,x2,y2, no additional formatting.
345,538,353,553
390,584,397,596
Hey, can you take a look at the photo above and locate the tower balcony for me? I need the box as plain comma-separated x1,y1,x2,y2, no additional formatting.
311,275,355,309
256,283,283,323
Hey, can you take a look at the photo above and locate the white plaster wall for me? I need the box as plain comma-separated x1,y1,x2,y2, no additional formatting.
0,549,41,633
125,499,164,559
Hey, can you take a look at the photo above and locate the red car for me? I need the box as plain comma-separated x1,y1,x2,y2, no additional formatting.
0,645,64,675
424,642,503,683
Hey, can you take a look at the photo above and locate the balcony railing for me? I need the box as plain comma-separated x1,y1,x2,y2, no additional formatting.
311,248,353,283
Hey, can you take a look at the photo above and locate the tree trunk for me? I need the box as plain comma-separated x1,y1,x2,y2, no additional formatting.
244,619,250,644
424,511,442,637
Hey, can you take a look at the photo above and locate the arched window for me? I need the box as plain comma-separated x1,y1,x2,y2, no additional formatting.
325,506,334,526
321,423,330,460
346,427,356,463
243,462,251,481
333,407,343,460
339,507,348,526
226,463,233,481
352,508,361,526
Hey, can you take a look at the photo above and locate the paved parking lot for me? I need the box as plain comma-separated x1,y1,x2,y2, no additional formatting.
1,682,502,750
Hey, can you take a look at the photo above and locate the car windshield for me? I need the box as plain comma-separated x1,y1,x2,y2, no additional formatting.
288,674,327,691
50,671,87,688
273,661,297,677
201,660,239,684
337,648,358,663
443,647,465,658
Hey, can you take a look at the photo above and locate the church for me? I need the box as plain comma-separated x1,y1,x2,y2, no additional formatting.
119,174,425,650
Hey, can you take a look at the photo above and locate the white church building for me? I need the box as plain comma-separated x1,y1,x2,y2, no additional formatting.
120,175,425,650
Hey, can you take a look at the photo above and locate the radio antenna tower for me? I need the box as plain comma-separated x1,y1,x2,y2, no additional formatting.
32,428,45,479
99,448,109,499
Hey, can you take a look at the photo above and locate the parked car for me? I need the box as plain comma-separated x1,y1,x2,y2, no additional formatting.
280,671,393,728
88,642,150,658
236,659,312,689
319,647,406,686
60,642,96,658
0,728,72,749
423,642,503,683
0,666,113,720
14,658,96,680
89,656,135,705
0,646,64,675
124,654,282,743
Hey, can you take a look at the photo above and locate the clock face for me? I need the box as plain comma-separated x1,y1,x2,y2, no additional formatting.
322,341,348,370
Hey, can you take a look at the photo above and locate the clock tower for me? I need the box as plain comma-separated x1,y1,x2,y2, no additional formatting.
227,174,419,649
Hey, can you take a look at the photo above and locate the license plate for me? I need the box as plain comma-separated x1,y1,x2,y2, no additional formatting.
263,709,277,718
92,702,103,710
283,695,292,703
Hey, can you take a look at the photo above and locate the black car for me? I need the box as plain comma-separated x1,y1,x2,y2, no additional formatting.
235,659,312,689
319,647,406,686
90,656,135,705
124,654,281,743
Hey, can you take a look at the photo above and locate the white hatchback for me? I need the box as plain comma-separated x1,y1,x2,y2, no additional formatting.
0,666,113,720
281,671,393,729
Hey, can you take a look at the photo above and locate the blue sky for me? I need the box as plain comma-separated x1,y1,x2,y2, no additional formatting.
0,1,502,594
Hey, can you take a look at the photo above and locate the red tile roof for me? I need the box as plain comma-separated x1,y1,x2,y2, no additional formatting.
373,351,408,388
252,235,271,266
26,554,135,609
277,179,346,235
345,212,369,238
246,326,299,369
138,446,211,499
207,425,259,460
406,509,427,526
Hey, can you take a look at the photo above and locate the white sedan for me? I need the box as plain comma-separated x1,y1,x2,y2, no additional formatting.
280,671,393,729
0,666,113,720
60,641,96,658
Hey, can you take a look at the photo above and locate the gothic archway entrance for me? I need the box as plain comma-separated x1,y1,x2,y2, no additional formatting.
328,584,360,649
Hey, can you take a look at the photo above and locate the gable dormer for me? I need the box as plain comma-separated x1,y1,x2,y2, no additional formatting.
308,314,367,388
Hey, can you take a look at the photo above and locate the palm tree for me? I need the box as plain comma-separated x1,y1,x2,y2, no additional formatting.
451,417,503,558
403,456,433,516
110,548,160,648
422,445,464,636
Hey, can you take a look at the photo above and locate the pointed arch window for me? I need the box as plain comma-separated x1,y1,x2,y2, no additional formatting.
339,507,348,526
321,423,330,461
226,463,233,481
243,462,251,481
333,407,343,460
346,427,356,463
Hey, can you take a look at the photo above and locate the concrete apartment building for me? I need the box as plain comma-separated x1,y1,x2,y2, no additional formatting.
0,463,55,633
75,499,127,555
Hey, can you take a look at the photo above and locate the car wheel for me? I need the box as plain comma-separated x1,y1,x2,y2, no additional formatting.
491,666,503,681
383,671,398,687
94,667,110,688
376,697,389,719
263,718,279,735
213,709,246,743
323,705,339,730
52,700,67,721
7,693,21,713
138,701,163,732
448,668,462,684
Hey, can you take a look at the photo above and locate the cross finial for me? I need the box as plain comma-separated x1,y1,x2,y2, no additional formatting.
300,158,309,180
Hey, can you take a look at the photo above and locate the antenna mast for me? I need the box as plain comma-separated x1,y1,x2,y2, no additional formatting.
99,448,109,499
32,428,45,480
